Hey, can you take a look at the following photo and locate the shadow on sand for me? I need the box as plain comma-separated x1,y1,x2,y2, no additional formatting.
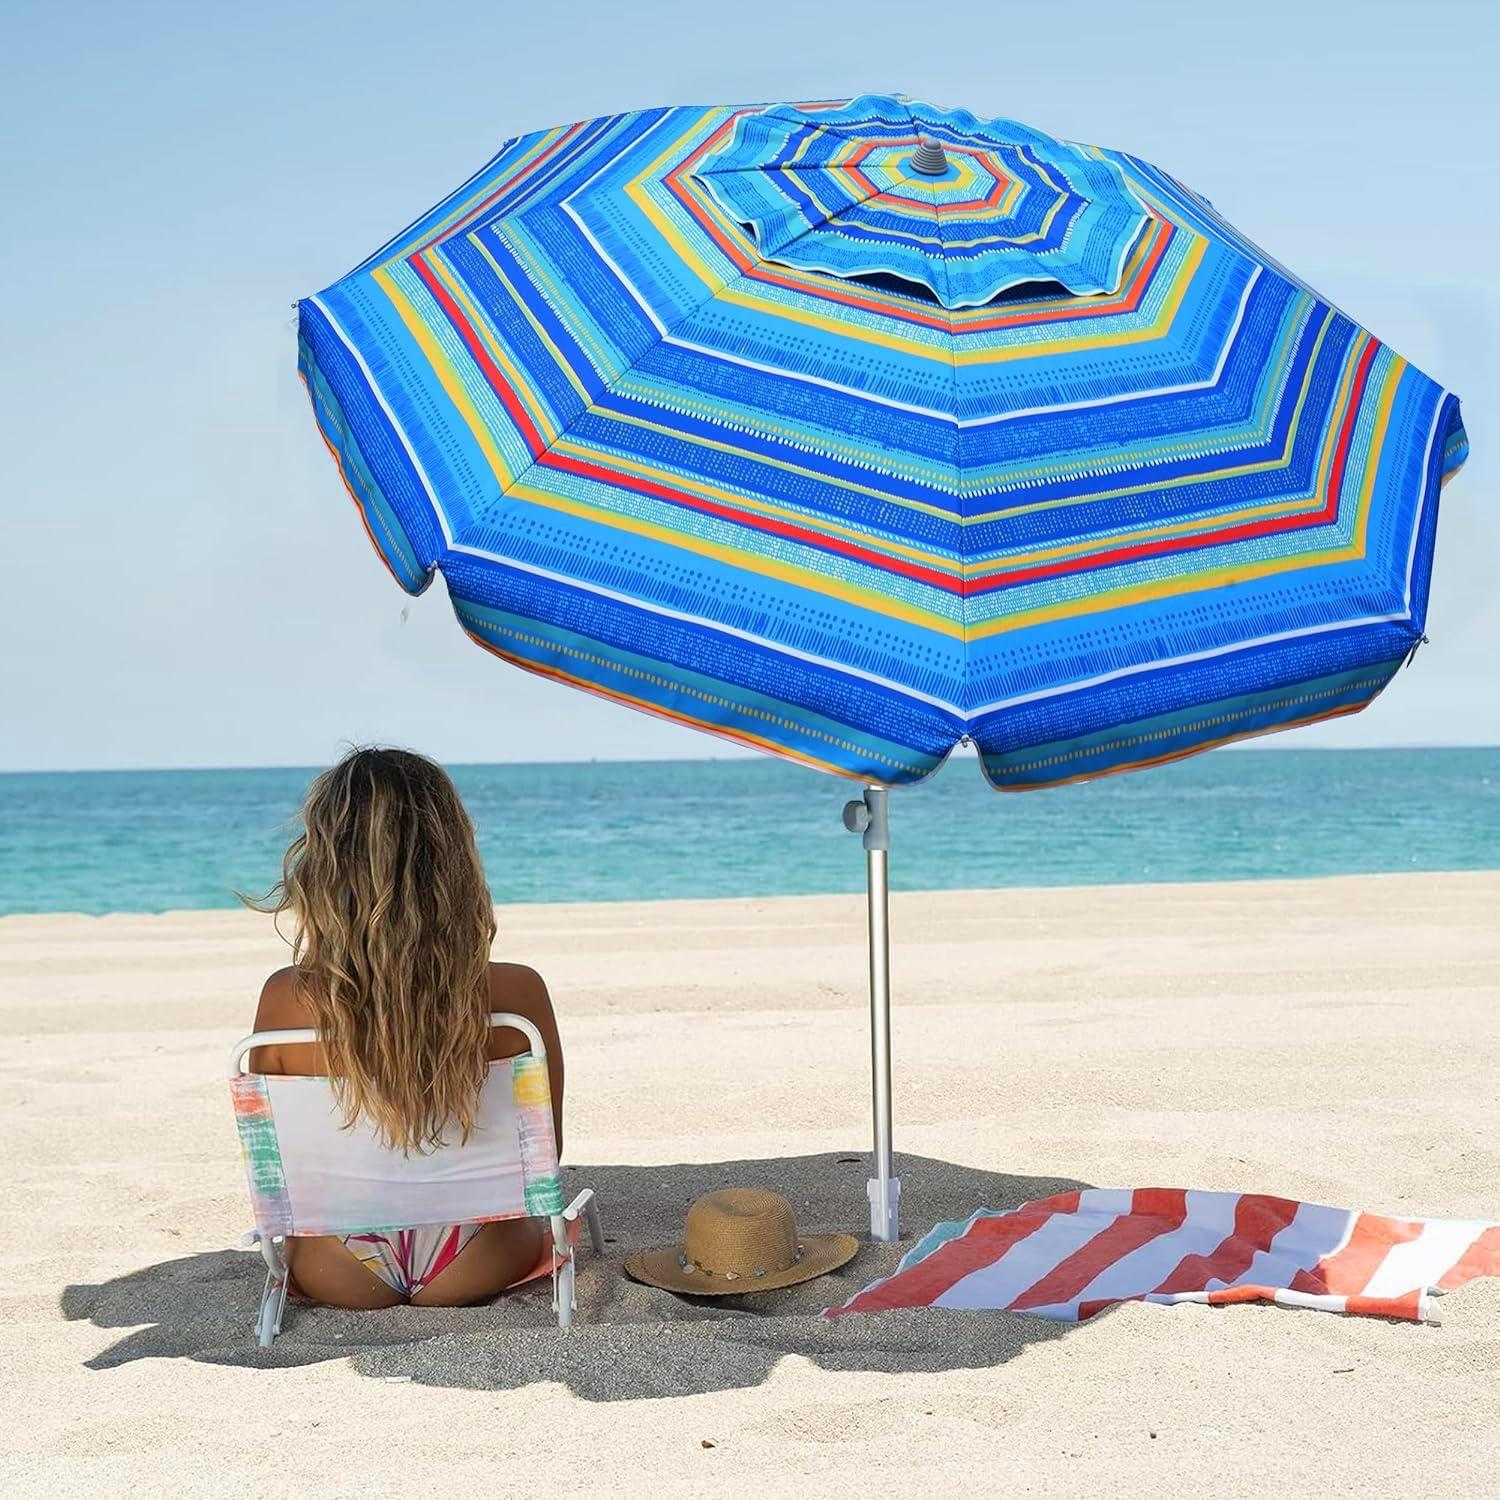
62,1152,1090,1401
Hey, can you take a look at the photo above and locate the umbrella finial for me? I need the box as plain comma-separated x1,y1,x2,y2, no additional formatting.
909,134,948,176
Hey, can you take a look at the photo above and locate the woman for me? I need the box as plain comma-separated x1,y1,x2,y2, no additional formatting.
247,746,564,1310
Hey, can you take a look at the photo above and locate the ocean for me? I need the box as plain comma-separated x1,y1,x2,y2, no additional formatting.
1,748,1497,917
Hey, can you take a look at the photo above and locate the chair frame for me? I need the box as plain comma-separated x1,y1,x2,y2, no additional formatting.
229,1011,603,1346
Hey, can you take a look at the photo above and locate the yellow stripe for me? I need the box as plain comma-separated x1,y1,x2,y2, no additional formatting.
966,296,1322,516
968,342,1395,640
372,265,518,488
625,111,734,294
966,313,1338,566
464,621,921,776
422,251,558,444
550,438,962,572
507,478,964,637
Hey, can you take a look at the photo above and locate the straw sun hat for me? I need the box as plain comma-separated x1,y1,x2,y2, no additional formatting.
624,1189,858,1295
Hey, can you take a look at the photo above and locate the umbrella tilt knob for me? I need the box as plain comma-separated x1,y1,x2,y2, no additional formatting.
842,799,872,834
843,786,890,852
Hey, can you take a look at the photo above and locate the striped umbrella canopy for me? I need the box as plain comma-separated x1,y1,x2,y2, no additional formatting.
298,94,1468,792
299,95,1470,1245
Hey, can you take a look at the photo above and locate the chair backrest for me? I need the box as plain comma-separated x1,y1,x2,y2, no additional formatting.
228,1012,564,1238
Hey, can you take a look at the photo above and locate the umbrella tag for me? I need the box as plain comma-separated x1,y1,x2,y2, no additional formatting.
1403,633,1430,668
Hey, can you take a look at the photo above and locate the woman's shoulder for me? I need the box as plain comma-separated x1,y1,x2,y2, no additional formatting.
485,962,562,1063
488,960,548,999
249,967,321,1075
486,962,556,1025
253,966,315,1029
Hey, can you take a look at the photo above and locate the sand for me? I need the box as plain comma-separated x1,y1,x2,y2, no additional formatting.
1,872,1496,1496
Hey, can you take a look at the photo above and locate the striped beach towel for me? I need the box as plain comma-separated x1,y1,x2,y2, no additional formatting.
828,1189,1500,1324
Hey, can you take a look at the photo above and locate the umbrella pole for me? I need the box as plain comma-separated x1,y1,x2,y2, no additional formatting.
844,785,900,1242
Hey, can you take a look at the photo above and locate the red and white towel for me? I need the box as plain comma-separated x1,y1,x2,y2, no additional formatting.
828,1189,1500,1323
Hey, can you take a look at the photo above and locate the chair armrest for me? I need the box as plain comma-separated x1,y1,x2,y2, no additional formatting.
561,1188,595,1221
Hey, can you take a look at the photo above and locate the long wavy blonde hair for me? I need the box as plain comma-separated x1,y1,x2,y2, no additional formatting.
250,747,495,1151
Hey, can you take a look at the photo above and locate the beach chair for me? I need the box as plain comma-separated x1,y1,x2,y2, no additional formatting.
228,1012,602,1347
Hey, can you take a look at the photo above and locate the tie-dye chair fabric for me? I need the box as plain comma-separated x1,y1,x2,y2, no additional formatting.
228,1012,602,1346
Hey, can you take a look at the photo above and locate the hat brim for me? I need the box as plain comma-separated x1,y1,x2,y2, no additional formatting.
623,1231,859,1296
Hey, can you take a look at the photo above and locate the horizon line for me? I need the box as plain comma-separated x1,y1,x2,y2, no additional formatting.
3,742,1499,778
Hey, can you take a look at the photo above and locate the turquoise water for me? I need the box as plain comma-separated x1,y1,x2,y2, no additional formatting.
1,749,1498,916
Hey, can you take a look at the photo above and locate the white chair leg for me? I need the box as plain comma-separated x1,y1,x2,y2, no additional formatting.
269,1263,290,1340
246,1231,290,1347
256,1271,278,1348
550,1211,576,1329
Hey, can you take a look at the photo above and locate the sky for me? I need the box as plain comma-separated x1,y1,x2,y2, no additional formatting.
2,0,1496,772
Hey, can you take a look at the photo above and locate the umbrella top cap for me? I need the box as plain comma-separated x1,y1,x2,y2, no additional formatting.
909,134,949,176
693,94,1151,308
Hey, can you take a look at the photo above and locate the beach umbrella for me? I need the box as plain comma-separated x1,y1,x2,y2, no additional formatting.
297,96,1468,1242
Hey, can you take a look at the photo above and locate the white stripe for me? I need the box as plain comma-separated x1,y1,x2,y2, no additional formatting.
559,129,1261,429
306,294,454,549
969,371,1449,720
967,611,1410,719
444,541,965,714
933,1188,1134,1311
559,111,710,342
1268,1290,1349,1314
657,267,1254,428
1361,1218,1495,1300
1231,1199,1356,1291
960,267,1259,429
1059,1189,1242,1310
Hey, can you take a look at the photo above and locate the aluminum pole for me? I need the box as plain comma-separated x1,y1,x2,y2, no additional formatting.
843,785,901,1241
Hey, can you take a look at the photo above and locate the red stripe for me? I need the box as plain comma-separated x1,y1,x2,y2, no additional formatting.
1074,1297,1120,1320
459,628,863,775
1148,1194,1301,1297
1009,1188,1190,1312
1000,693,1383,792
1306,1211,1424,1297
419,1224,467,1291
829,1192,1082,1316
536,449,960,590
1203,1284,1285,1306
410,253,544,454
1288,1265,1328,1296
968,334,1382,595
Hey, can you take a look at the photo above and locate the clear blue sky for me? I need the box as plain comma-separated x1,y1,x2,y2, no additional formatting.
3,0,1495,771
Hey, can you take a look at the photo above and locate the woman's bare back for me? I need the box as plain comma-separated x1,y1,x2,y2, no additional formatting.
250,962,566,1307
